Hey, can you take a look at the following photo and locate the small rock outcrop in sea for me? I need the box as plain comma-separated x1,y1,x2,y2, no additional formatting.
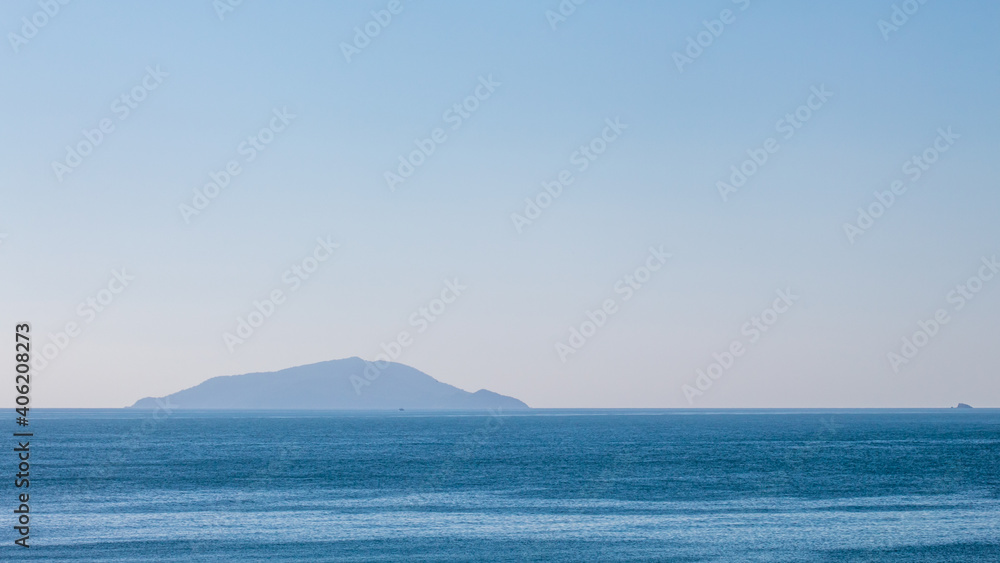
954,403,973,409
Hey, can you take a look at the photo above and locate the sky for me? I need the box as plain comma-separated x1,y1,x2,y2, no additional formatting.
1,0,999,408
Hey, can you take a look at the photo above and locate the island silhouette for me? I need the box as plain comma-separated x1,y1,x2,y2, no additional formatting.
130,357,529,410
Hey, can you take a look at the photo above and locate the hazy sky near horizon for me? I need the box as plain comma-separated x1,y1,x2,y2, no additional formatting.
2,0,999,408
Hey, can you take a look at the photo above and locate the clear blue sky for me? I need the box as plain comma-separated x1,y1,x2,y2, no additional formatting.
2,0,999,407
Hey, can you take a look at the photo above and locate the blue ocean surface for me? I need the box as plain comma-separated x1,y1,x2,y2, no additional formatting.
6,409,1000,561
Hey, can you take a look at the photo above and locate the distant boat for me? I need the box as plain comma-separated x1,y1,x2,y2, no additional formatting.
399,408,405,411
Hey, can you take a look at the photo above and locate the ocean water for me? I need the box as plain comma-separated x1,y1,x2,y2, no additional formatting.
6,409,1000,561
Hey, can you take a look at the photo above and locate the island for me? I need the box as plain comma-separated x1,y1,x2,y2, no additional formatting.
130,357,529,411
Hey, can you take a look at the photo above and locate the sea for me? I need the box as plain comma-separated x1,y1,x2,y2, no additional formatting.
4,409,999,561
